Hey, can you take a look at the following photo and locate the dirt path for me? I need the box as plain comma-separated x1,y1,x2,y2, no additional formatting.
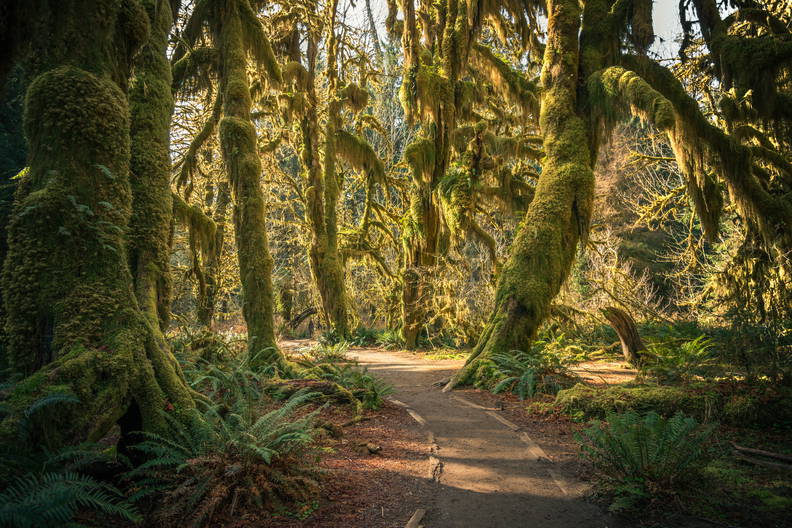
346,347,617,528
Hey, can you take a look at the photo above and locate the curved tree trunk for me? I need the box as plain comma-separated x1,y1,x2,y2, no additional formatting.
1,0,194,447
217,7,280,365
601,306,645,365
447,0,596,388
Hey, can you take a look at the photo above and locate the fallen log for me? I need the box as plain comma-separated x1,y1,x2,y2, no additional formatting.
734,453,792,471
732,442,792,464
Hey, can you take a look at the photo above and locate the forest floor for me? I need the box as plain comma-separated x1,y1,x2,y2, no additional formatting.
346,346,615,528
276,341,744,528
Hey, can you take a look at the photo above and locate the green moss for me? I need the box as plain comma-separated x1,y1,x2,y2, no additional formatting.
587,66,675,130
554,383,792,427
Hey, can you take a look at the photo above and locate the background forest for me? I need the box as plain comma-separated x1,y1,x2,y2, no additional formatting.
0,0,790,526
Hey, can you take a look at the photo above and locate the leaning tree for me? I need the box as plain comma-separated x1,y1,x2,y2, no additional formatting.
444,0,792,387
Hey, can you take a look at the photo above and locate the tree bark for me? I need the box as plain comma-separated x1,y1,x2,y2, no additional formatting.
601,306,645,365
1,0,194,447
217,5,280,365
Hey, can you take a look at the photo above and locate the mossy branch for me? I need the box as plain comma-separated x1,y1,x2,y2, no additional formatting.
175,93,222,190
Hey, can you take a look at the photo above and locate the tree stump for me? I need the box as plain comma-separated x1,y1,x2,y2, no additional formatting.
601,306,646,365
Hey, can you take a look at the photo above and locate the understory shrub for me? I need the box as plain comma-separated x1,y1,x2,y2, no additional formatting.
306,341,350,363
641,335,716,383
295,361,393,410
127,389,321,527
349,327,378,346
487,342,580,399
577,411,715,512
0,391,139,527
376,329,405,350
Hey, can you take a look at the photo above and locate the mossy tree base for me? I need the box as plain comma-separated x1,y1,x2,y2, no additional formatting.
446,0,594,389
1,9,194,447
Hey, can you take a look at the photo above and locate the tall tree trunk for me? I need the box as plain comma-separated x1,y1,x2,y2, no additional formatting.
1,0,194,447
129,0,178,332
217,6,279,364
297,16,352,339
197,182,230,328
447,0,596,388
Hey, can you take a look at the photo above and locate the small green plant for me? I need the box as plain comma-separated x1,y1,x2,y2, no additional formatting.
349,327,379,346
307,341,350,363
490,344,579,400
376,329,404,350
577,411,714,512
0,471,141,528
642,335,716,383
424,350,467,360
318,329,343,346
308,363,394,410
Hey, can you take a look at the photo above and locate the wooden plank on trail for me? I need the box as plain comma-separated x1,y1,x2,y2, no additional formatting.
486,411,521,431
405,508,426,528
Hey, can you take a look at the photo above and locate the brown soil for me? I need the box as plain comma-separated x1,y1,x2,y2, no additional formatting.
230,402,432,528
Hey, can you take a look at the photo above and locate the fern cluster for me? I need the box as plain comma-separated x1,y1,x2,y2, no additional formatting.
0,389,139,528
305,341,351,363
489,341,580,399
292,350,393,410
127,389,321,527
640,335,716,383
0,471,140,528
577,411,714,512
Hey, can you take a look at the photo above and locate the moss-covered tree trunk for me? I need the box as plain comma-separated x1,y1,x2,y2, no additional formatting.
447,0,596,388
311,5,352,339
217,6,279,364
1,0,194,446
129,0,178,332
197,182,230,328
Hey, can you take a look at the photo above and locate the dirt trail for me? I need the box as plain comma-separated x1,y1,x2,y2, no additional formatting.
345,347,617,528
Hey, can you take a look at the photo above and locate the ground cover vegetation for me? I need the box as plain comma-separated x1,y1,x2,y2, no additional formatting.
0,0,790,525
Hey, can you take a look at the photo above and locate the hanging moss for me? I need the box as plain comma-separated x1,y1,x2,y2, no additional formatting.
438,165,472,237
172,191,217,258
335,129,385,186
483,132,544,161
404,138,436,183
338,82,369,113
624,54,792,251
471,43,538,120
282,60,311,91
